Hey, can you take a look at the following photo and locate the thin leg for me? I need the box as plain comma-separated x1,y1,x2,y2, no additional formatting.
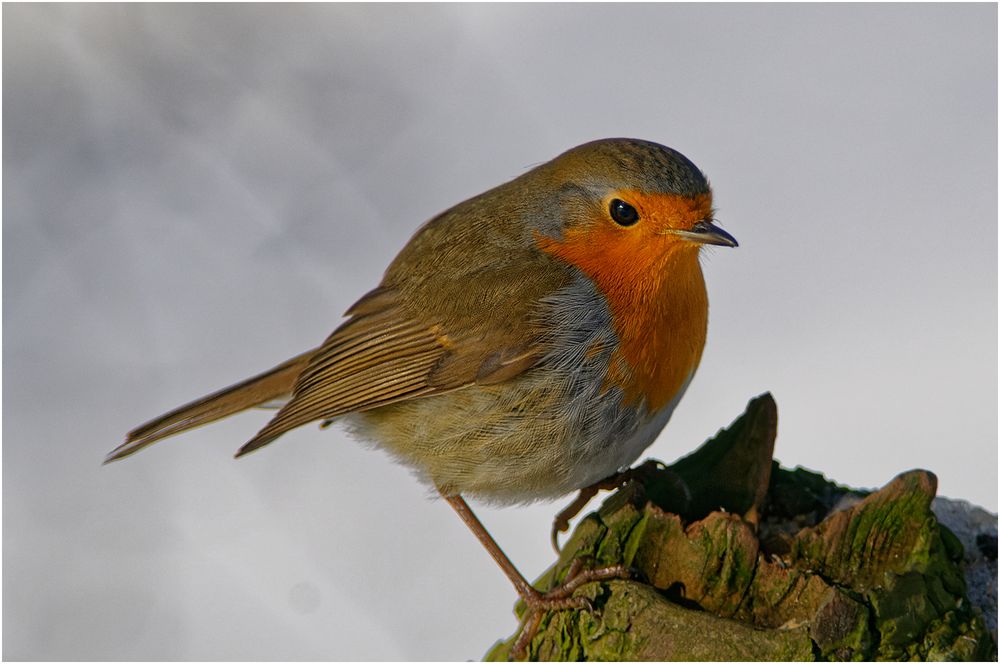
550,460,669,552
443,493,540,602
550,485,601,552
442,491,635,660
511,611,544,660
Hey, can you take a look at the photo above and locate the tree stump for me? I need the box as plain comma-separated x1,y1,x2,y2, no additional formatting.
485,394,996,661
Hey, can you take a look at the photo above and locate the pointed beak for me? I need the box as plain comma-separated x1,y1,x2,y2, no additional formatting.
673,220,739,247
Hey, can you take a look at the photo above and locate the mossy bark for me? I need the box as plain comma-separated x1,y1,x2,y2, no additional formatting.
485,394,996,662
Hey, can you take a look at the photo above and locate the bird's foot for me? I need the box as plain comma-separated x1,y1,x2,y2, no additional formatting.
509,558,635,660
551,459,668,552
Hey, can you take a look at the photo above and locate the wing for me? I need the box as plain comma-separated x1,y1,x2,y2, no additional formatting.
234,280,556,457
236,180,579,456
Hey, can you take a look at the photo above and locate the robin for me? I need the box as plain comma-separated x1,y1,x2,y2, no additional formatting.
107,138,737,656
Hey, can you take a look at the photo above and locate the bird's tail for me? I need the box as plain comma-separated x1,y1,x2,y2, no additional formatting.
105,349,317,463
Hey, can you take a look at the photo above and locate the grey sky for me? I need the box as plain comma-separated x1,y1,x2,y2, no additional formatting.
4,3,996,660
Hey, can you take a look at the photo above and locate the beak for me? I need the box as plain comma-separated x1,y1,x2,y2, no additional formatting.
672,219,738,247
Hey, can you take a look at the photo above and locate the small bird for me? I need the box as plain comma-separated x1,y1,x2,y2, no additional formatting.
107,138,736,654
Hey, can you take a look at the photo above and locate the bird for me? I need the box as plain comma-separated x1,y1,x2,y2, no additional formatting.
106,137,737,656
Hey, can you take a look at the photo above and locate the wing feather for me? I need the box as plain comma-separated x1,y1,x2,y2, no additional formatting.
233,204,579,457
235,304,458,456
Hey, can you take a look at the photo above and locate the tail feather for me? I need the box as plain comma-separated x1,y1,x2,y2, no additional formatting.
106,349,316,463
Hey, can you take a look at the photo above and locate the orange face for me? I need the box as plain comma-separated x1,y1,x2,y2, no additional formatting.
536,191,714,412
612,190,715,234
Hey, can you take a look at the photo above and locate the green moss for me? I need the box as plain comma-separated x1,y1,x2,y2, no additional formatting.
789,471,940,590
485,396,995,662
809,590,871,660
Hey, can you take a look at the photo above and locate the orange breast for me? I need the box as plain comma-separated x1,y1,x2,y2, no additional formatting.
536,194,710,412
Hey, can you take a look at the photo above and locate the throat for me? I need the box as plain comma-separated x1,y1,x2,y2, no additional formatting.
601,250,709,412
534,229,710,414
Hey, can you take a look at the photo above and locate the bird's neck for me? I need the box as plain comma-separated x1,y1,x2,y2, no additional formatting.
536,231,710,414
600,246,709,413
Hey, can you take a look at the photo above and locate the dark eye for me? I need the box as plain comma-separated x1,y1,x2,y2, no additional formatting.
609,199,639,226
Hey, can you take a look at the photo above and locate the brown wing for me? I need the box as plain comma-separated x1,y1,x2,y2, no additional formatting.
236,174,581,457
234,287,541,457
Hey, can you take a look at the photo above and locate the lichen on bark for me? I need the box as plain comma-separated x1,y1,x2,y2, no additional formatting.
485,394,996,662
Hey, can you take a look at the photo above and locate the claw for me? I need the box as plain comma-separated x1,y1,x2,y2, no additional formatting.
507,560,635,660
550,485,600,552
550,460,668,552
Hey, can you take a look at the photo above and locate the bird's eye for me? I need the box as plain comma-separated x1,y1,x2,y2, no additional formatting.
609,199,639,226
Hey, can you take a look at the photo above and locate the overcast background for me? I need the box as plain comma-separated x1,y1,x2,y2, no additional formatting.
4,3,997,660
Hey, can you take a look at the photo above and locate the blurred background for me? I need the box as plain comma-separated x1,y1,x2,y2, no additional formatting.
4,3,996,660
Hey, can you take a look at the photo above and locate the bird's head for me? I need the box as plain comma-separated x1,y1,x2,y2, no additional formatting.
533,139,737,278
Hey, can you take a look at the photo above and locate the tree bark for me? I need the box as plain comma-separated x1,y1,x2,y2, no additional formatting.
485,394,996,661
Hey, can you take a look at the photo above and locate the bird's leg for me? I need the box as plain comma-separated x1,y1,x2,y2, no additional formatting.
443,493,632,660
443,493,544,602
549,485,601,553
550,459,668,552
